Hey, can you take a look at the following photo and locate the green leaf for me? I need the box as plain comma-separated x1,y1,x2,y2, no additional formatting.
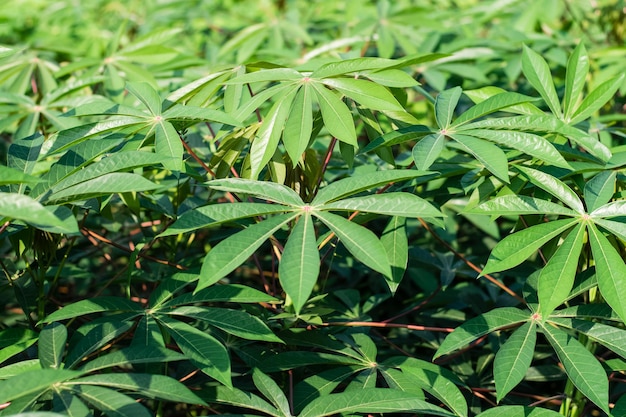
126,82,162,115
412,134,445,171
294,367,361,413
42,297,143,323
584,171,616,213
466,195,576,217
72,385,152,417
168,306,282,343
463,86,544,115
299,388,455,417
381,216,408,294
198,212,298,291
39,323,67,370
521,45,562,117
548,317,626,359
252,369,291,417
208,178,303,206
155,120,184,172
516,166,585,213
541,324,609,414
160,203,287,237
360,125,433,154
482,218,578,275
452,92,539,127
322,193,443,219
0,328,38,365
448,134,509,183
563,43,589,119
65,321,134,369
200,385,282,417
311,57,395,78
587,222,626,323
161,104,242,127
593,218,626,242
283,83,313,163
435,87,462,129
225,67,303,84
279,213,319,315
7,132,44,176
475,405,564,417
48,173,160,202
312,169,433,205
163,284,279,307
0,165,39,185
537,223,585,317
0,369,80,404
434,308,530,359
69,373,206,405
459,129,570,169
590,200,626,218
0,193,77,232
49,118,145,155
494,322,537,402
77,346,185,374
158,316,231,387
311,82,357,146
314,211,392,277
53,389,91,417
249,86,298,179
569,73,625,125
321,77,404,112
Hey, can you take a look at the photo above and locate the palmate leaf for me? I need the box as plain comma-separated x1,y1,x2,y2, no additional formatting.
321,77,404,112
448,134,509,183
540,324,609,414
434,87,462,129
167,306,282,343
587,222,626,323
0,369,80,404
298,388,455,417
590,200,626,218
584,171,616,213
279,212,319,315
563,43,589,119
537,223,585,317
39,323,67,370
312,169,435,205
494,321,537,402
451,92,539,127
521,45,562,117
481,218,578,275
283,83,313,163
314,211,392,278
157,316,231,387
198,212,298,291
42,297,143,323
252,369,291,417
548,317,626,359
465,195,576,217
126,82,162,116
569,73,625,125
72,385,152,417
208,178,304,206
516,166,584,213
434,308,531,359
69,373,206,405
321,193,443,220
47,172,160,202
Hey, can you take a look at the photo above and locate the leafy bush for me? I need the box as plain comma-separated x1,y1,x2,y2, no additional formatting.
1,1,625,416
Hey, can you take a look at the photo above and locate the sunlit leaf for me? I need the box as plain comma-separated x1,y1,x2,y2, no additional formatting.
494,322,536,402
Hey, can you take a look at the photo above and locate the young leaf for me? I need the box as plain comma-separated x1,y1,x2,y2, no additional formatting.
584,171,616,213
434,308,531,359
435,87,462,129
537,223,585,317
563,43,589,119
412,133,445,171
198,212,298,291
494,322,537,402
569,74,625,125
39,323,67,370
252,369,291,417
482,218,578,275
158,316,231,387
311,82,357,146
541,323,609,414
279,213,320,315
521,45,562,117
381,216,408,294
314,211,392,278
299,388,455,417
587,222,626,323
516,166,585,214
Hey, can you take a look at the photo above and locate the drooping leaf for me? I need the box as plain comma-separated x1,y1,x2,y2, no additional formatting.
541,323,609,414
587,222,626,323
521,45,562,117
314,211,392,277
482,218,578,275
252,369,291,417
0,193,77,232
537,223,585,317
198,212,298,291
434,308,531,359
494,321,537,402
39,323,67,370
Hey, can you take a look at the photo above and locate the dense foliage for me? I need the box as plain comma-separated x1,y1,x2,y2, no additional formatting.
1,1,626,416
